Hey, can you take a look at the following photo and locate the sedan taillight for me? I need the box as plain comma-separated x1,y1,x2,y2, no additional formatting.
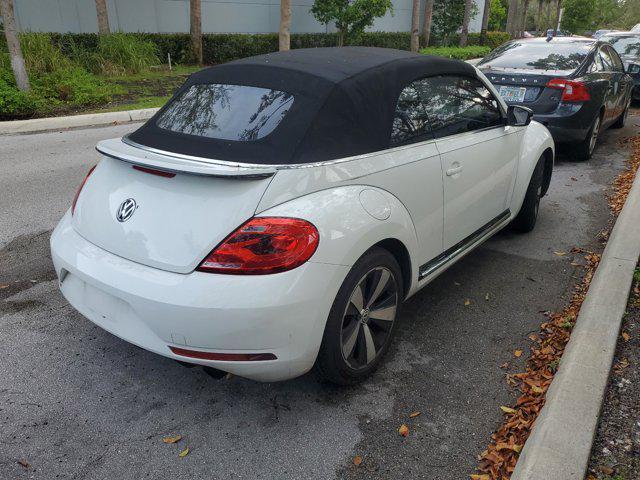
546,78,591,102
197,217,319,275
71,165,96,215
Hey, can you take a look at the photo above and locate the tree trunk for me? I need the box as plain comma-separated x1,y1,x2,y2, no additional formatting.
520,0,530,37
459,0,474,46
480,0,491,44
545,0,551,31
553,0,561,35
279,0,291,51
190,0,203,65
422,0,434,47
506,0,519,37
0,0,29,91
410,0,420,52
94,0,109,34
535,0,543,34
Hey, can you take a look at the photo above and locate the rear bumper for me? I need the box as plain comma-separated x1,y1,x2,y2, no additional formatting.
532,102,598,144
50,211,349,382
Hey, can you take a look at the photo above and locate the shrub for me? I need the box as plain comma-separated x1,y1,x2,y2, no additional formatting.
69,33,160,75
420,45,491,60
33,67,121,105
19,32,72,74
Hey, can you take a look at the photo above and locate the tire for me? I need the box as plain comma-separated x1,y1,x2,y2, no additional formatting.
511,158,545,233
612,99,630,129
573,113,602,161
315,247,403,385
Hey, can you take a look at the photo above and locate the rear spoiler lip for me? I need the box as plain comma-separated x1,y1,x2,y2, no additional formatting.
95,137,277,179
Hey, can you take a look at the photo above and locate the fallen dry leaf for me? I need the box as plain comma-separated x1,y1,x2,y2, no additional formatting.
178,447,189,458
530,385,544,394
500,406,516,414
398,424,409,437
0,283,9,289
162,434,182,444
598,465,614,475
553,251,566,256
17,459,30,469
464,299,471,306
408,411,421,418
485,293,490,301
514,350,523,358
353,455,363,466
622,332,630,342
469,475,491,480
500,362,510,369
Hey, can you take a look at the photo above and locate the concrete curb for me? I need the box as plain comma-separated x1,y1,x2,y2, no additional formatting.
0,107,159,135
512,166,640,479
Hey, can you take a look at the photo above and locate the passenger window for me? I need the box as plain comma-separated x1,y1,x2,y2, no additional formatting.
607,47,624,72
598,48,614,71
390,79,434,146
391,75,503,146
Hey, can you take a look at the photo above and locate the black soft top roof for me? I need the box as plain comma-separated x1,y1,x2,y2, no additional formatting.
128,47,478,165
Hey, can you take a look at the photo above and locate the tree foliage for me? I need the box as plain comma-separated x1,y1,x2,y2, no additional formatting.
310,0,393,46
488,0,508,31
431,0,478,45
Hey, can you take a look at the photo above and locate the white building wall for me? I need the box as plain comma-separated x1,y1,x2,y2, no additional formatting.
11,0,483,35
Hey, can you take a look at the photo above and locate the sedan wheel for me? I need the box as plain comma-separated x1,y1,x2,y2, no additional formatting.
315,248,403,385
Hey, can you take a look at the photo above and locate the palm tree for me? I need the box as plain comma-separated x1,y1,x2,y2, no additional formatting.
410,0,420,52
0,0,29,91
552,0,562,36
535,0,544,34
190,0,203,65
422,0,434,47
94,0,110,34
506,0,519,37
459,0,474,46
279,0,291,51
480,0,492,44
520,0,530,37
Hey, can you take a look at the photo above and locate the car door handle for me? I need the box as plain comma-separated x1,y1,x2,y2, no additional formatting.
446,165,463,176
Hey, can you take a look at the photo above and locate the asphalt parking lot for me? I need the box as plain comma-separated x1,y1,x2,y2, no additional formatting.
1,114,638,480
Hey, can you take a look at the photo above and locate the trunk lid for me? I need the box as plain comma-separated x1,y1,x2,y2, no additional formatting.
72,138,276,274
481,68,572,114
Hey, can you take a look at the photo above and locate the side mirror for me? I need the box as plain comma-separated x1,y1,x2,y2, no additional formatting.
626,63,640,74
506,105,534,126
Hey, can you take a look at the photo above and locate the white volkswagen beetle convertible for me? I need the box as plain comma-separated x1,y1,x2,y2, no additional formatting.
51,47,554,384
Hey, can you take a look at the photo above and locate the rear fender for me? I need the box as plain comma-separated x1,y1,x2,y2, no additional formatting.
510,121,555,216
258,185,421,296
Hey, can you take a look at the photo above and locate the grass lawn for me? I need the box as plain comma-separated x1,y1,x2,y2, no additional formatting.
86,65,200,115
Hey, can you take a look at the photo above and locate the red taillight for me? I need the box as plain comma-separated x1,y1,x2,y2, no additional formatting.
132,165,176,178
169,346,277,361
546,78,591,102
71,165,96,215
197,217,319,275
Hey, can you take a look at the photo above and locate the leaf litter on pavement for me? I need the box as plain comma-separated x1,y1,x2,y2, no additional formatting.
473,135,640,479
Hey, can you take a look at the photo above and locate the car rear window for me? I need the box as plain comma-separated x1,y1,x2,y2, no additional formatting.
601,36,640,57
156,84,294,141
478,41,593,72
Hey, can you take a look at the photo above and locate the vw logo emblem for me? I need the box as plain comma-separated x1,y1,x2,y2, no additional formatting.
116,198,137,222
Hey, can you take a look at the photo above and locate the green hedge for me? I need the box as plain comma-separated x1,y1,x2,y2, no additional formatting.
420,45,490,60
14,31,509,66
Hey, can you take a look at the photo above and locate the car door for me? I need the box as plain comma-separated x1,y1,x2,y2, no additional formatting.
387,78,445,268
424,75,522,250
597,47,621,124
606,45,631,115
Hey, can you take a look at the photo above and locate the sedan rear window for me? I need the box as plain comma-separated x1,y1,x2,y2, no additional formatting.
156,84,294,141
478,41,593,72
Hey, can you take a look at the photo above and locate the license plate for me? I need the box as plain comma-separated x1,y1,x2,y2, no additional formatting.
499,86,527,102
